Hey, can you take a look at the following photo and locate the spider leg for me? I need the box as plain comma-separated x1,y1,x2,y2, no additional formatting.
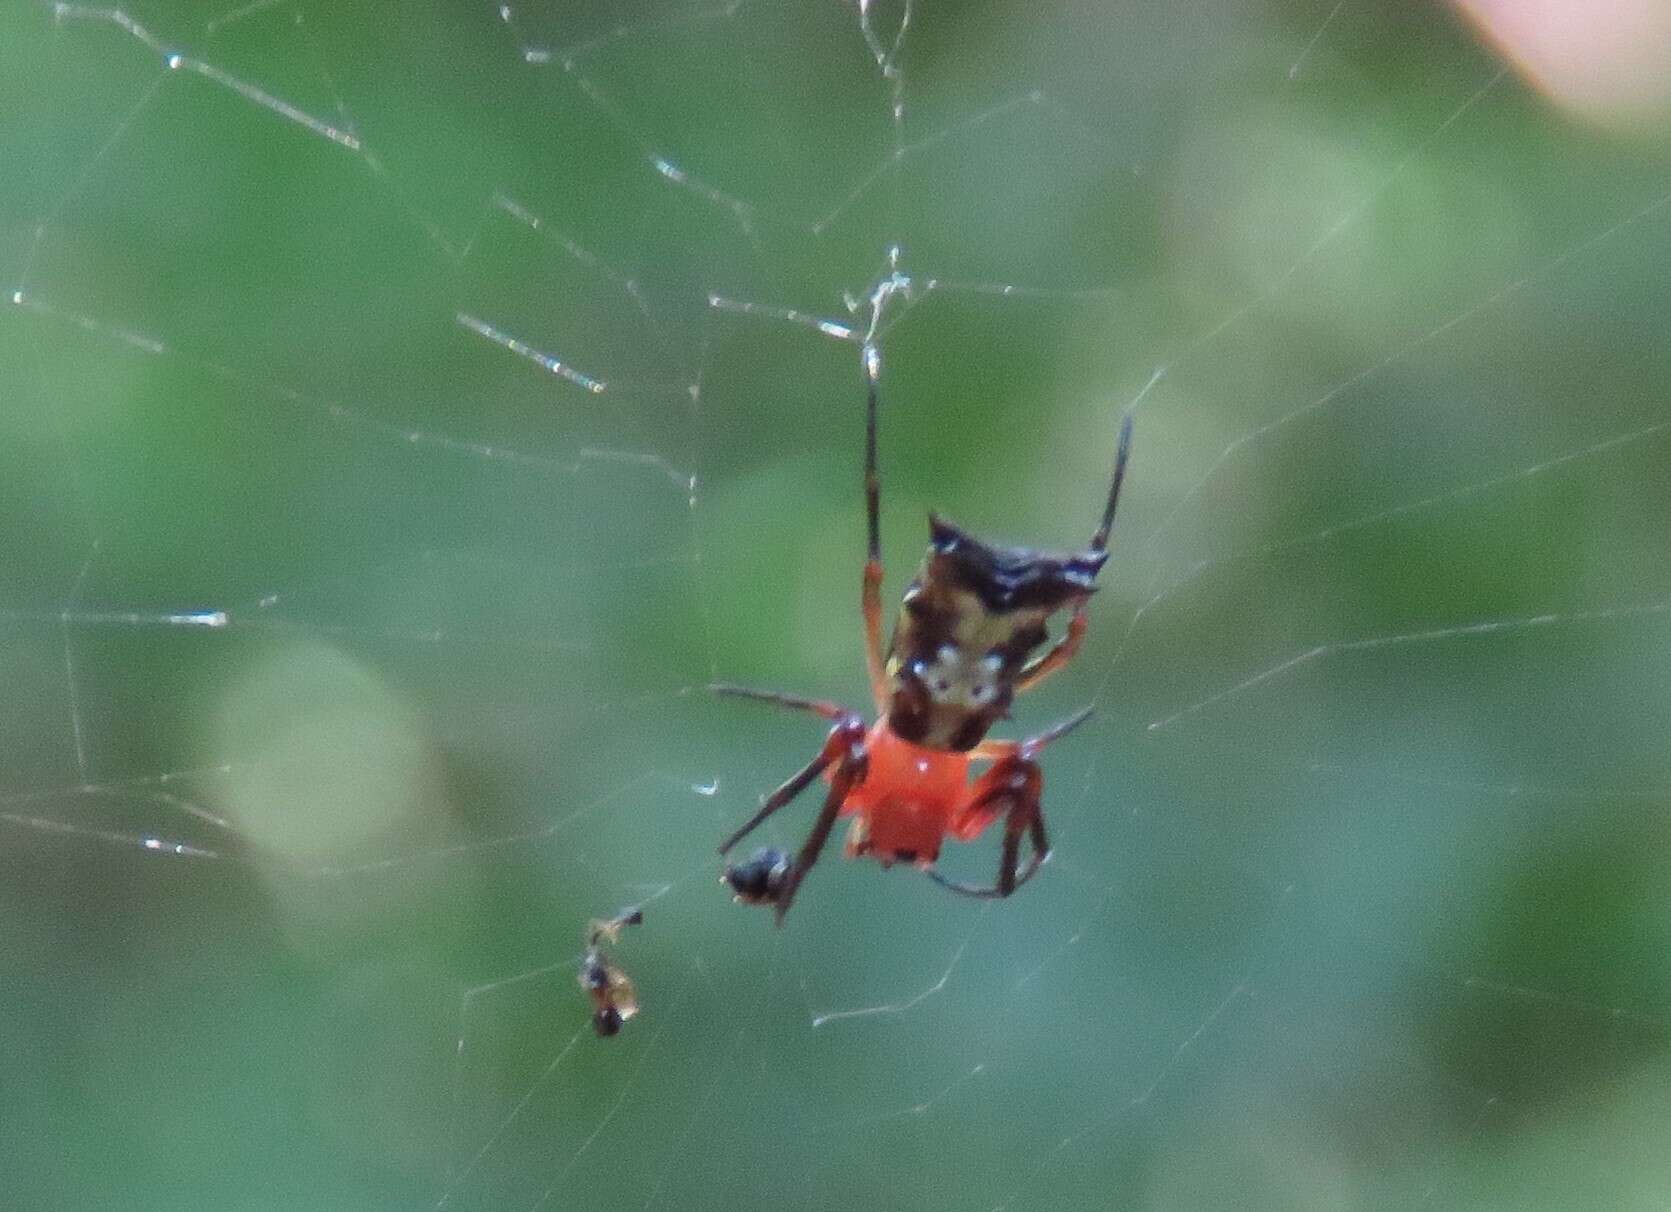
969,705,1094,763
710,683,850,721
929,709,1087,898
717,715,865,858
1018,705,1094,758
1014,414,1132,694
1014,609,1089,693
1089,412,1136,556
925,758,1049,900
861,343,888,713
773,743,868,926
717,751,830,856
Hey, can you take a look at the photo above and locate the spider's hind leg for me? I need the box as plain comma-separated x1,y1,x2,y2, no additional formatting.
929,708,1091,900
927,757,1048,900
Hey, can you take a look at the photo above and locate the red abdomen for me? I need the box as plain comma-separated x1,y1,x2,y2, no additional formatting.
837,722,970,863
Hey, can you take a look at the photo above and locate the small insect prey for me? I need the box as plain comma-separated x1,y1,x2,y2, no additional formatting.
578,907,644,1037
723,846,793,906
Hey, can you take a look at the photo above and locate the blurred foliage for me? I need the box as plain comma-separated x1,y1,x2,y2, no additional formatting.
3,0,1671,1208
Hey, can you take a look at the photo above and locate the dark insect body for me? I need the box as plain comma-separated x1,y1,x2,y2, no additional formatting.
579,907,643,1036
716,345,1133,924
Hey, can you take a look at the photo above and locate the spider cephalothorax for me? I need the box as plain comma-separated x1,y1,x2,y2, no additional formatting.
715,347,1132,923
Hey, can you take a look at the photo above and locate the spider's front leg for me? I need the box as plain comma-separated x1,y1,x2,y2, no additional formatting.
719,715,868,925
771,740,868,926
717,713,858,857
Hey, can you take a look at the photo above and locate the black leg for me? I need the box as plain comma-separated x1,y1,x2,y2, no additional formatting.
774,745,868,926
717,748,834,856
1015,414,1132,694
1018,705,1094,759
715,715,862,875
864,344,882,568
973,705,1094,762
710,683,850,721
1090,412,1134,555
862,344,887,711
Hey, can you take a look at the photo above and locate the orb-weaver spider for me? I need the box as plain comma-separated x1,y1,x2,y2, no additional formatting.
716,345,1133,924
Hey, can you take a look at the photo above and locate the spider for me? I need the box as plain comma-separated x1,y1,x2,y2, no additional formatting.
715,344,1133,925
578,906,643,1036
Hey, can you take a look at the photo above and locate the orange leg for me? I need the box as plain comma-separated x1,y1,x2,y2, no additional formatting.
1014,602,1088,694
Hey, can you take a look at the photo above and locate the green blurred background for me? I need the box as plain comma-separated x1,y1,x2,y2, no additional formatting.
5,0,1671,1208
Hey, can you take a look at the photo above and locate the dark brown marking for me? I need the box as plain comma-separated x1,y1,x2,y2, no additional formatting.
926,515,1104,614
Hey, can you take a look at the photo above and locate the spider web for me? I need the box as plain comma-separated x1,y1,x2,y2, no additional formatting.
5,0,1671,1207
